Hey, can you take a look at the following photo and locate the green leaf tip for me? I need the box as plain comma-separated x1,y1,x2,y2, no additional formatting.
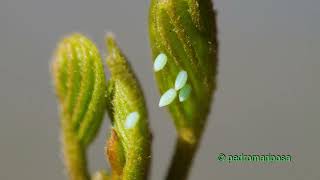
52,33,107,180
105,35,151,180
149,0,218,144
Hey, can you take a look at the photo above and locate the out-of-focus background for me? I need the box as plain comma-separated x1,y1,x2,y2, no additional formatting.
1,0,319,179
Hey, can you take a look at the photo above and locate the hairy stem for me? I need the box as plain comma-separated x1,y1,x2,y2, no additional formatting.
61,114,90,180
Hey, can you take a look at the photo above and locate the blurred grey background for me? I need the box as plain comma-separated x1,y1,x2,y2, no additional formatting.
1,0,319,179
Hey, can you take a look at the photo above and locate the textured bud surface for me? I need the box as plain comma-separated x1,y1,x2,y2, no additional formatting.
52,34,107,180
53,33,106,146
105,35,151,180
149,0,218,143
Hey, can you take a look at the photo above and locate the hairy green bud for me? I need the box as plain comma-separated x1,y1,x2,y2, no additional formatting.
105,35,151,180
149,0,218,179
149,0,218,144
52,33,107,180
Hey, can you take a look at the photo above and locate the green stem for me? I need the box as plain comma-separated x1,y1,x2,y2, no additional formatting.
166,137,200,180
62,114,90,180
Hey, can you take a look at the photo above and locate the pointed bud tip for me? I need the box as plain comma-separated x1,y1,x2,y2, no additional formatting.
105,33,116,52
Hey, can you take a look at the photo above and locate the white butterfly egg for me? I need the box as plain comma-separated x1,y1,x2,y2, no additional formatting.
158,88,177,107
153,53,168,72
175,70,188,90
124,112,140,129
179,84,192,102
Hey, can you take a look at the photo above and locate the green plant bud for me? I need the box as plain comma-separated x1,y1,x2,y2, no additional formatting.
105,35,151,180
52,33,107,180
149,0,218,144
52,33,107,146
